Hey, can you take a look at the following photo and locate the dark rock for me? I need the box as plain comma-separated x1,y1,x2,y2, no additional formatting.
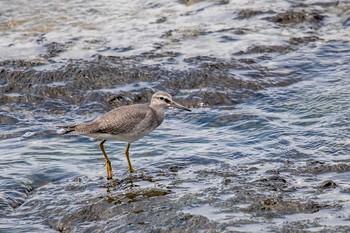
319,180,337,189
267,10,325,25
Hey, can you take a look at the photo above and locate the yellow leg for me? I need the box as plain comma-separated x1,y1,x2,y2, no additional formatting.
125,143,134,172
99,140,113,180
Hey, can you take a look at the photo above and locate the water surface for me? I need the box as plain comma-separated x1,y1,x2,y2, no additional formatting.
1,0,350,232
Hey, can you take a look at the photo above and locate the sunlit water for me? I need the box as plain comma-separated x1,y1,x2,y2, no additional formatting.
1,0,349,66
1,41,349,231
1,0,350,231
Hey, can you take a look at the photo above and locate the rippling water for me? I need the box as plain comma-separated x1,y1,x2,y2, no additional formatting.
1,41,349,232
1,0,350,232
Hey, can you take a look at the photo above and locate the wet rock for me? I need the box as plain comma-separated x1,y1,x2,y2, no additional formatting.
319,180,337,190
121,188,170,202
309,1,342,7
5,160,348,232
0,180,34,217
237,45,293,55
267,10,325,25
289,36,320,45
277,161,350,176
254,175,290,191
0,55,295,117
169,165,181,172
31,180,221,232
154,16,167,24
113,46,134,52
0,114,19,125
178,0,204,5
245,195,325,216
236,9,273,19
179,0,228,6
278,220,323,232
142,51,182,59
297,163,350,175
43,42,67,58
0,59,45,68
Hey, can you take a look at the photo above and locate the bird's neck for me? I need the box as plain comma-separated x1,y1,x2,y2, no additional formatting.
150,105,165,126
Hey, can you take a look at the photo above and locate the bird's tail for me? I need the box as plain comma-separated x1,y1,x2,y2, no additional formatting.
56,125,77,134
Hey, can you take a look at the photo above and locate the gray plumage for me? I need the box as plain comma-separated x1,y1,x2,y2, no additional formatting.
58,91,191,179
61,104,164,143
59,91,190,143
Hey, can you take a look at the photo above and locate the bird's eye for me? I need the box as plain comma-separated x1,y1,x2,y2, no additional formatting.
160,97,164,100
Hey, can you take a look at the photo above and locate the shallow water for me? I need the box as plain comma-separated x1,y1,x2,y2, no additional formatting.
1,0,350,232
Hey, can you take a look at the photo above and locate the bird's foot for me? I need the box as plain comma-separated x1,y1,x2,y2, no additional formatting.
105,161,113,180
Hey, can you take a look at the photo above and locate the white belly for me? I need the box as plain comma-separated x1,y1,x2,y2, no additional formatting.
85,130,154,143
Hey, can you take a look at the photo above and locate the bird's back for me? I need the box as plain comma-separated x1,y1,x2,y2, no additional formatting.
61,104,164,143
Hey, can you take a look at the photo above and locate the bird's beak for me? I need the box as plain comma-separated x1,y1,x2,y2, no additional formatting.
170,100,191,111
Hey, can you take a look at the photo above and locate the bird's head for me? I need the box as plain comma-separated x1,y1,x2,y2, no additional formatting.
151,91,191,111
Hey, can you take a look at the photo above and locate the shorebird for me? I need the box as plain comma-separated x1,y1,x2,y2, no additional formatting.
58,91,191,180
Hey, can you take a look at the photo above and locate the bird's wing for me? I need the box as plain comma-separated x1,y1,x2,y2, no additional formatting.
75,104,154,135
